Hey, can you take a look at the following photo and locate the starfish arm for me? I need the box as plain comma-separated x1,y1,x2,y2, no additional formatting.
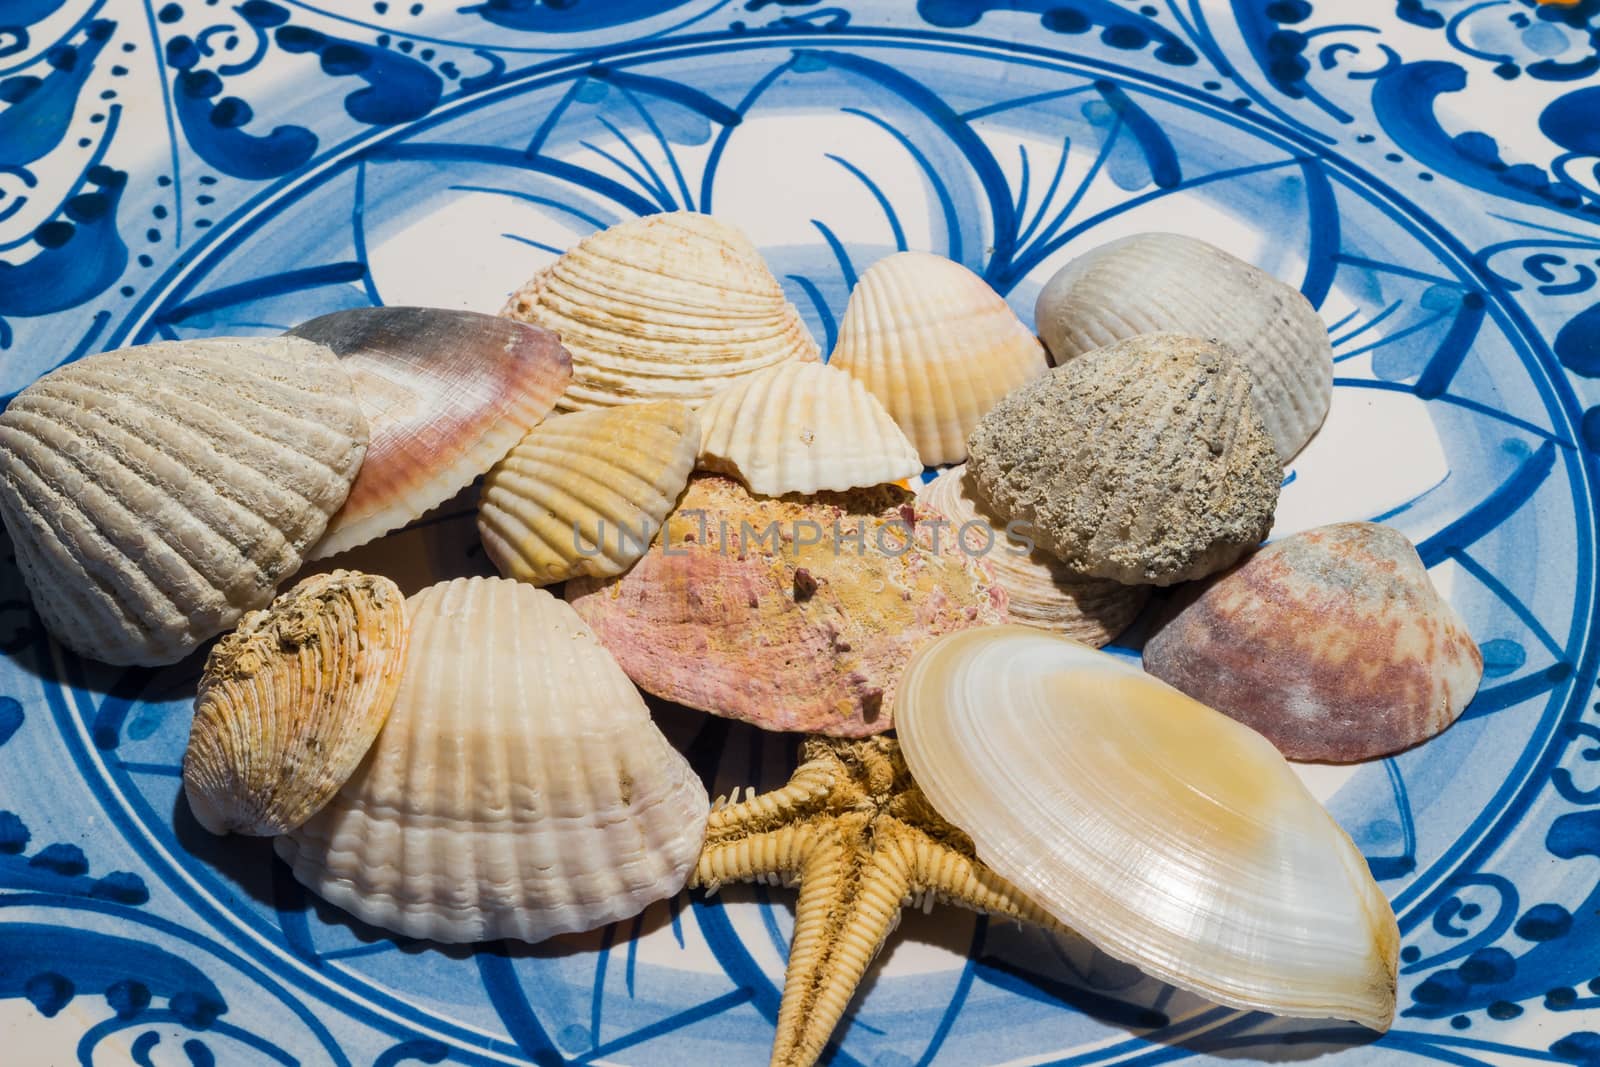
706,761,837,839
771,822,913,1067
902,824,1075,936
692,823,817,892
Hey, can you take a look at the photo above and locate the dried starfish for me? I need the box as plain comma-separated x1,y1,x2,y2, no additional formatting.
692,735,1070,1067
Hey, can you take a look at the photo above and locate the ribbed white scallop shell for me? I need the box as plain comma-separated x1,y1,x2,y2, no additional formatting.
276,576,710,944
1034,232,1333,460
917,465,1146,646
0,336,367,666
502,212,819,410
697,361,922,496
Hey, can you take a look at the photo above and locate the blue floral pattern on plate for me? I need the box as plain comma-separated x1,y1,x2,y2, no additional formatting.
1,1,1599,1063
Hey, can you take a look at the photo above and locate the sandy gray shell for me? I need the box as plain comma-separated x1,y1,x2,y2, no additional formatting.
966,333,1281,586
1034,233,1333,460
0,336,368,666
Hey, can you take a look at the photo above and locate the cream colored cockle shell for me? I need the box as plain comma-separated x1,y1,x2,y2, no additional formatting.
183,570,409,837
697,361,922,496
276,576,710,944
917,465,1147,646
896,626,1399,1032
478,400,700,586
830,252,1048,466
0,336,368,666
502,212,819,411
1034,232,1334,460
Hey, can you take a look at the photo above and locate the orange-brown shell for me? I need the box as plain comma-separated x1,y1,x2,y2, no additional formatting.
1143,522,1483,762
566,474,1007,736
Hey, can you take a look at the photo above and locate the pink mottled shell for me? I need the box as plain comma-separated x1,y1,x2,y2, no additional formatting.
566,475,1007,736
1143,522,1483,762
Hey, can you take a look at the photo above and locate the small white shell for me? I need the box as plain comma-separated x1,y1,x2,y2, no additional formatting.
1034,233,1333,460
502,212,819,410
918,465,1147,646
697,361,922,496
0,336,368,666
478,401,701,586
277,576,710,944
830,252,1048,466
896,626,1399,1031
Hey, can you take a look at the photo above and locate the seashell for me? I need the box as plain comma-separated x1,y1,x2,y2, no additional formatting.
290,307,572,559
502,212,819,411
830,252,1048,466
567,474,1006,736
896,625,1399,1031
1034,233,1333,460
697,361,922,496
276,576,709,944
917,465,1147,646
1144,522,1483,762
183,570,408,837
966,332,1281,586
478,401,700,586
0,336,368,666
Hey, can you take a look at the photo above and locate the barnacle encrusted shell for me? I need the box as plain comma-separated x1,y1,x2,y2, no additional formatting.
1034,233,1333,460
830,252,1049,465
897,626,1399,1031
277,576,710,944
0,336,368,666
566,474,1007,736
1144,522,1483,761
183,570,408,837
478,401,700,586
966,333,1281,586
697,361,922,496
291,307,572,559
502,212,819,411
918,464,1147,646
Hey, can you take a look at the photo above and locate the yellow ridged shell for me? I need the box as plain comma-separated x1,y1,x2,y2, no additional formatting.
478,401,700,585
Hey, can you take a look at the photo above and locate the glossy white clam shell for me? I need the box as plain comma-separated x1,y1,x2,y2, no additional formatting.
276,576,710,944
895,625,1399,1031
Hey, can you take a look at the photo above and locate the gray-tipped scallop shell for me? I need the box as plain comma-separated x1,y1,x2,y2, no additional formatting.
918,465,1147,646
966,333,1281,586
502,212,819,411
697,360,922,496
1034,233,1333,460
277,576,710,944
0,336,368,666
183,570,409,837
1144,522,1483,761
830,252,1049,466
478,401,701,586
290,307,572,559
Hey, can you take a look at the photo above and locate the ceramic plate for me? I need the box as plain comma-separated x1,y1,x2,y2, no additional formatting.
2,1,1598,1064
